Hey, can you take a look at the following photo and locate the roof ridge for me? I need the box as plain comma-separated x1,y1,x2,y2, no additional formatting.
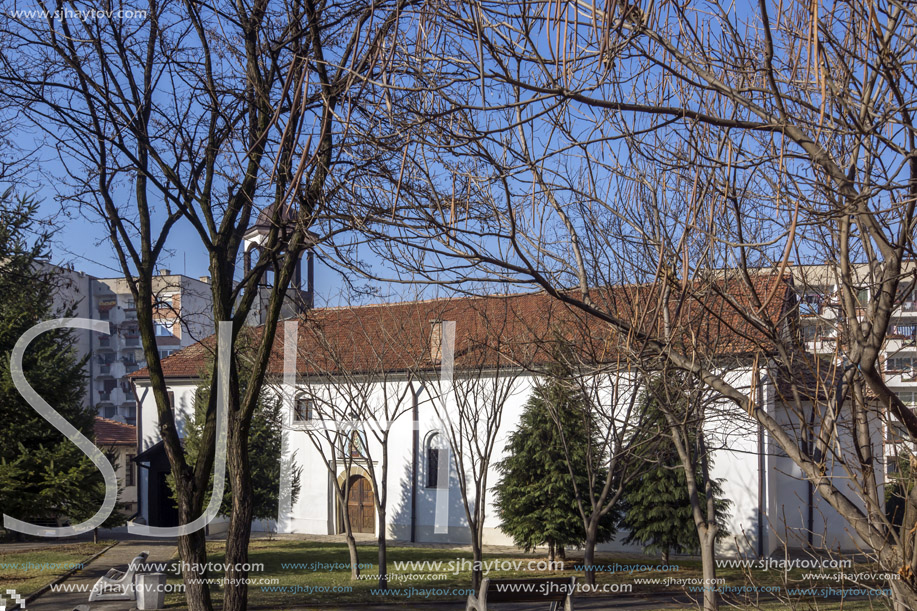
312,289,545,312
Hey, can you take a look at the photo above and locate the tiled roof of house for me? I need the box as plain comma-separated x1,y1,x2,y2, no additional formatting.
130,274,794,381
94,417,136,446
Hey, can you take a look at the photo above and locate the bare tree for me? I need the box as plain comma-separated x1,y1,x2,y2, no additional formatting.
416,297,537,591
328,1,917,607
295,299,430,588
630,365,729,610
0,0,423,609
538,334,646,588
295,376,368,581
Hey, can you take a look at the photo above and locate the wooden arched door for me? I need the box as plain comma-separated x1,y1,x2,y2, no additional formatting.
347,475,375,534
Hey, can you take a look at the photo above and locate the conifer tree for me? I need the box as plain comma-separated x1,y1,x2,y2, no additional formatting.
0,193,119,534
621,375,729,563
495,370,616,560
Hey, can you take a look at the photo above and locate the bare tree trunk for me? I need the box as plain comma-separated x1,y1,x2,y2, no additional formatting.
223,419,253,611
582,520,599,586
548,539,555,563
341,514,361,580
377,507,388,589
470,524,484,592
890,580,917,611
177,529,213,611
346,534,360,579
698,526,718,611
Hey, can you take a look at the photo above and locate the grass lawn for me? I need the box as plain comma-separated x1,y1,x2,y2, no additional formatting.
712,604,887,611
158,539,895,609
0,541,114,597
663,604,885,611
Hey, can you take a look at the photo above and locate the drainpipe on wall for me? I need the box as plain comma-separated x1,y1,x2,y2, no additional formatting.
757,366,766,559
410,383,421,543
88,278,94,412
807,405,815,548
131,382,146,523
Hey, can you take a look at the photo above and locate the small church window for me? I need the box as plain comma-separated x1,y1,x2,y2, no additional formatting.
294,397,313,422
425,432,444,488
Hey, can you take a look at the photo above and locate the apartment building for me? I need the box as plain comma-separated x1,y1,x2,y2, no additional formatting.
792,263,917,465
48,264,214,424
91,271,214,424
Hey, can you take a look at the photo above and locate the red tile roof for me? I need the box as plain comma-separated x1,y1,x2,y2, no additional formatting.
131,275,794,381
94,417,136,446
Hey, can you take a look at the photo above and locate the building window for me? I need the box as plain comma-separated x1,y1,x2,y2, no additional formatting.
167,390,175,408
425,432,445,488
799,292,823,316
293,397,313,422
886,357,917,374
890,325,917,340
125,454,135,486
154,322,174,337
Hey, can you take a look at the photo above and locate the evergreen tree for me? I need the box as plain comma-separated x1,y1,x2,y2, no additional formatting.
621,375,729,562
0,193,120,534
495,371,616,559
172,352,302,521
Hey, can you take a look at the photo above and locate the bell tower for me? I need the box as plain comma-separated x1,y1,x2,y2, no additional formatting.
242,203,315,312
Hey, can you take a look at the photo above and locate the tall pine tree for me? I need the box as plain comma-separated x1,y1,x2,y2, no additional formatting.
0,193,112,534
621,374,729,562
495,370,616,560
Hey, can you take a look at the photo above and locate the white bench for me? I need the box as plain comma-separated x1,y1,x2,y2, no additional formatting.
88,551,149,602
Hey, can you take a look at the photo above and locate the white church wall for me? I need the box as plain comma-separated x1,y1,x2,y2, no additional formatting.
135,379,198,452
136,358,883,558
703,367,763,558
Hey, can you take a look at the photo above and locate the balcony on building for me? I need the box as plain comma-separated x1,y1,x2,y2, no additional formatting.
120,403,137,426
885,354,917,384
97,334,118,351
121,327,142,348
892,283,917,315
98,358,113,376
801,318,838,353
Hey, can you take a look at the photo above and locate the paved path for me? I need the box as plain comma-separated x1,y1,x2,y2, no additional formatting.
25,538,176,611
263,594,691,610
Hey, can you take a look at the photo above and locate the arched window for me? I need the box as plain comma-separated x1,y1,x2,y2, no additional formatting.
425,432,446,488
293,396,313,422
